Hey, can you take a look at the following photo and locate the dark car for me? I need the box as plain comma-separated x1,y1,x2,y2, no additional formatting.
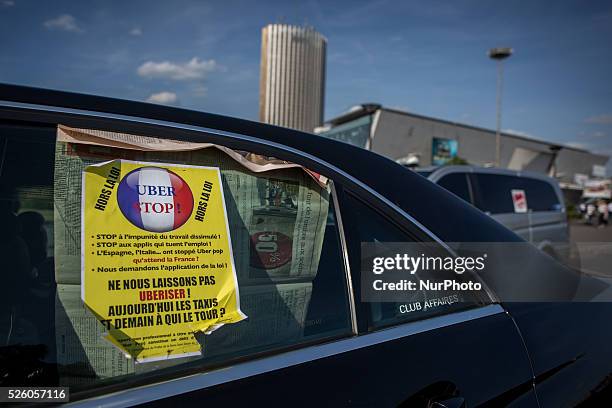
0,84,611,407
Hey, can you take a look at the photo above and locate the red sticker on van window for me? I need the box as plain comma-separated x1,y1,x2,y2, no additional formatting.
511,189,528,213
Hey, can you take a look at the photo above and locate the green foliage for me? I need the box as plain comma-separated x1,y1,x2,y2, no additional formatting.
444,156,469,165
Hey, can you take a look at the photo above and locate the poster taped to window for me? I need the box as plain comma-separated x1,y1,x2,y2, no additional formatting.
511,189,528,213
82,159,246,362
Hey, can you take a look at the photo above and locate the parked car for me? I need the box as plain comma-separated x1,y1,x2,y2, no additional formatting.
414,165,570,263
0,84,611,407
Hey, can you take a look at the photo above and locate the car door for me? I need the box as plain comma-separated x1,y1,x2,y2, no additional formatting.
335,188,538,407
0,116,360,404
0,100,537,407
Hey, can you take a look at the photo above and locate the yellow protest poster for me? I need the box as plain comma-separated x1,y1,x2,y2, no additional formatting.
81,159,246,362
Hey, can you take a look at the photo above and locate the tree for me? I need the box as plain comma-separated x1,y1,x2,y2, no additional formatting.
445,156,469,165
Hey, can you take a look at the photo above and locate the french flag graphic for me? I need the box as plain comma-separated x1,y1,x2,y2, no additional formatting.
117,167,194,232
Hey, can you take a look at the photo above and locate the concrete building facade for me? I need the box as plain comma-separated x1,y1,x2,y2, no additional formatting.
259,24,326,132
318,104,609,202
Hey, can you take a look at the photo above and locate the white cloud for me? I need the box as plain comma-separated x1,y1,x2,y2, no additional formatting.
146,91,178,105
44,14,82,32
137,57,217,81
129,27,142,36
585,114,612,124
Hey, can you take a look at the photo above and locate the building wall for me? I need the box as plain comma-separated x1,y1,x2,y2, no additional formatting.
322,107,609,188
259,24,326,132
370,109,560,172
554,148,609,184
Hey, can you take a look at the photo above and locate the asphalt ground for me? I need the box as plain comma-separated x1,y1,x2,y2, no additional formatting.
569,218,612,277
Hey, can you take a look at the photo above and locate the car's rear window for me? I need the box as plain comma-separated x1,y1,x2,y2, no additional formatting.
471,173,561,214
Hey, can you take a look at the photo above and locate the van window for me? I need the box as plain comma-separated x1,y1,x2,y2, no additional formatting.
471,173,561,214
522,178,561,212
471,174,518,214
340,193,486,329
437,173,471,203
0,122,352,394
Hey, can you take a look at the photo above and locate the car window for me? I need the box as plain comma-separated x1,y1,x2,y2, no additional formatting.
0,122,352,394
522,178,561,212
340,193,487,329
437,173,471,203
472,173,561,214
471,173,519,214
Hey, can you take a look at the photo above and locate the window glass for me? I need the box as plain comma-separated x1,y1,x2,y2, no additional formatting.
341,193,486,329
472,174,561,214
0,123,351,393
471,174,519,214
437,173,471,203
522,178,561,212
319,115,371,148
0,124,57,386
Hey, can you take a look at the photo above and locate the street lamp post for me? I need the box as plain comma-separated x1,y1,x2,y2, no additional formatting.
488,47,513,167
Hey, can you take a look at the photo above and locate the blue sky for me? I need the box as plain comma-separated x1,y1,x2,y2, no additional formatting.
1,0,611,171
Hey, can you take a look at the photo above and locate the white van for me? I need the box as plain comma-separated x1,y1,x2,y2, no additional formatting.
415,166,570,263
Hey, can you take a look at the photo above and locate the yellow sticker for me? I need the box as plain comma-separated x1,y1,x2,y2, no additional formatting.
81,159,246,362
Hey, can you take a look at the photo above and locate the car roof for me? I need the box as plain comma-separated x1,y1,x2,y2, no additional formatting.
0,83,521,243
416,165,559,184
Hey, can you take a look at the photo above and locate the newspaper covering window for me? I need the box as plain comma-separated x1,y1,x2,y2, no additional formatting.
53,126,334,386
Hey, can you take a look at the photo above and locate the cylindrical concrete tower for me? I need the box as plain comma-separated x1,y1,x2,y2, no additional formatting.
259,24,326,132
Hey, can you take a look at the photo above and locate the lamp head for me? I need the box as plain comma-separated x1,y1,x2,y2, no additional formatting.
488,47,513,60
